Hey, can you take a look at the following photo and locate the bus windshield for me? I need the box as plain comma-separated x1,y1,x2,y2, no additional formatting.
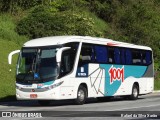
16,46,60,83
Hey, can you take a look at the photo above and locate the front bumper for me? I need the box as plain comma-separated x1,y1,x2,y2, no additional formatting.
16,88,60,100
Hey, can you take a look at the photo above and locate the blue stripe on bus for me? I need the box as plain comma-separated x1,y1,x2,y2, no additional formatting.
43,80,54,85
16,80,55,86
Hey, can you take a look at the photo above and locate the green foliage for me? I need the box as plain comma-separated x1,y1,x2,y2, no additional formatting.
0,0,42,14
0,40,20,99
16,6,52,38
17,0,42,10
86,0,117,22
154,72,160,90
49,0,88,12
0,14,27,45
0,14,27,100
16,5,107,38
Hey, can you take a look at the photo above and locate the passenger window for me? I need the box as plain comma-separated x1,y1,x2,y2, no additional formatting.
146,51,152,65
79,44,94,64
108,47,114,63
114,48,120,64
121,49,126,64
60,50,73,77
94,45,108,63
141,51,146,64
132,50,141,65
126,49,132,64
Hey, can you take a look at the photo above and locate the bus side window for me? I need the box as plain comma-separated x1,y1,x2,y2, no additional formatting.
94,45,108,63
108,47,114,63
126,49,132,64
60,50,73,76
141,51,152,65
121,49,126,64
79,44,94,65
141,51,146,64
146,51,152,65
132,50,141,65
114,48,120,64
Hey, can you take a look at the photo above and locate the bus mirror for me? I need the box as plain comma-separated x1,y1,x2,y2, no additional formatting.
8,50,20,71
56,47,71,63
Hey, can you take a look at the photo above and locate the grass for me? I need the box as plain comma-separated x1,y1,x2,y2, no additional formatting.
0,14,27,45
0,40,20,101
154,71,160,90
85,11,109,37
0,14,27,101
154,80,160,90
89,12,109,33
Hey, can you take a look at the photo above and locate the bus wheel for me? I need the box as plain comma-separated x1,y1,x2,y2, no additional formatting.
38,100,51,106
75,86,87,105
130,85,139,100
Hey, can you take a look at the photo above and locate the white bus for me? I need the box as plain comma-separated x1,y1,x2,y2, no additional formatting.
8,36,154,105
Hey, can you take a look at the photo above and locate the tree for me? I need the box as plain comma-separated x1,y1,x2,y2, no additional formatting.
16,5,107,39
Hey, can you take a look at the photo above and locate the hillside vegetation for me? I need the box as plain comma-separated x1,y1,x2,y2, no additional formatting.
0,14,27,100
0,0,160,100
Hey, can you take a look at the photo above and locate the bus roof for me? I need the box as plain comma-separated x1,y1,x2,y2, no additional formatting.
23,36,152,50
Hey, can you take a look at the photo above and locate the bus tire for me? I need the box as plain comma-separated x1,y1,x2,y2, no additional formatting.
129,84,139,100
75,86,87,105
38,100,51,106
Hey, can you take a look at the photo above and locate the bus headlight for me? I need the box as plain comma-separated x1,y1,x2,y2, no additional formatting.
44,81,63,90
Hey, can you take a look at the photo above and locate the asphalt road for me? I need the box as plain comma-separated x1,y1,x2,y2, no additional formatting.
0,92,160,120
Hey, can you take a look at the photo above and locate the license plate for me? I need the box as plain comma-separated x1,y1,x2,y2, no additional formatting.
30,94,37,98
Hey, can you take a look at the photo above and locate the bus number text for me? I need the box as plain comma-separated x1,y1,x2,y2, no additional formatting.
109,65,124,84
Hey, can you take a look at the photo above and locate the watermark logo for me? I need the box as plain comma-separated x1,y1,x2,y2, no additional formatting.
2,112,11,117
1,112,42,118
108,65,124,84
